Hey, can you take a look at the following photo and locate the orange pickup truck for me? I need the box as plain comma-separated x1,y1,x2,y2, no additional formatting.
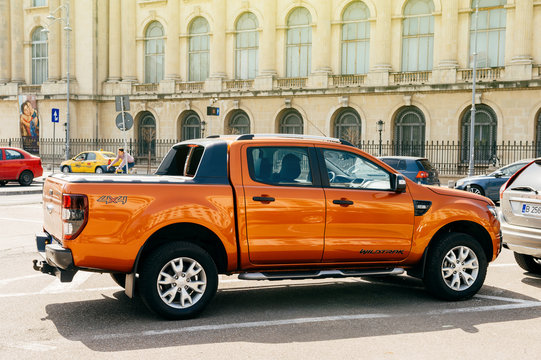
33,135,502,319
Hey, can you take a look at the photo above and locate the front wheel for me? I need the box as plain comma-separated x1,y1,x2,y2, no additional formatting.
467,185,484,196
139,242,218,320
18,170,34,186
513,252,541,274
423,233,487,301
0,181,6,187
61,166,70,174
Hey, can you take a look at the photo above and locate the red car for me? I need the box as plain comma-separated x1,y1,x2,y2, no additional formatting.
0,147,43,186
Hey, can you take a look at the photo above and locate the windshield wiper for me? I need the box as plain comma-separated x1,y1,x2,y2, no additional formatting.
510,186,539,194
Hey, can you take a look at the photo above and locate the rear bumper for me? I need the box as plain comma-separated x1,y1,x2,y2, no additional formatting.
500,217,541,257
33,232,77,282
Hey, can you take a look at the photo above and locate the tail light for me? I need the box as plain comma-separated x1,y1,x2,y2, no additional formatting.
108,159,112,165
416,171,429,179
62,194,88,240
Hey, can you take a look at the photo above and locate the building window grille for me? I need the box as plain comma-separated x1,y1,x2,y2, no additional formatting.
188,17,210,81
144,21,165,84
31,27,48,85
286,7,312,78
401,0,434,72
341,1,370,75
138,113,156,157
469,0,506,68
279,110,304,134
334,108,362,145
461,104,498,162
235,12,259,80
181,111,201,141
394,106,426,157
228,110,251,135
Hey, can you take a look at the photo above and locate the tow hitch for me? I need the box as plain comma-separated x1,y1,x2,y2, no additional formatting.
33,259,77,282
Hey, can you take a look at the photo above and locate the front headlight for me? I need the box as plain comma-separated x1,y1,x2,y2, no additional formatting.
455,179,465,187
487,205,498,218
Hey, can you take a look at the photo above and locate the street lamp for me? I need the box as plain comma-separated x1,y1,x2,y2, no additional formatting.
468,0,480,177
42,2,71,160
376,120,384,156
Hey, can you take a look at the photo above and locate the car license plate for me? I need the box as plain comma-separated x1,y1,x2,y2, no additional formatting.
522,203,541,217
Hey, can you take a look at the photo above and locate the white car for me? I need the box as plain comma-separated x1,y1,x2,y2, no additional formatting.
499,158,541,273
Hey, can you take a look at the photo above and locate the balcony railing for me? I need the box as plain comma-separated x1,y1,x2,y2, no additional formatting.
134,84,158,93
19,85,42,94
390,71,431,85
176,81,204,92
330,75,366,87
275,77,307,89
458,67,504,82
532,65,541,79
225,79,254,91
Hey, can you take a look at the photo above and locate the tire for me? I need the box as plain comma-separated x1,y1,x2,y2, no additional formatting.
0,181,6,187
138,242,218,320
62,166,70,174
95,166,104,174
110,273,126,288
423,233,487,301
513,252,541,274
18,170,34,186
467,185,484,196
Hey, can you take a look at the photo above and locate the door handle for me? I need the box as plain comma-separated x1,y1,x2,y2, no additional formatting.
333,199,354,206
253,196,275,202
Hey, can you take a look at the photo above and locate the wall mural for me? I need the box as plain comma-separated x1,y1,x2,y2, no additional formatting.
18,95,40,154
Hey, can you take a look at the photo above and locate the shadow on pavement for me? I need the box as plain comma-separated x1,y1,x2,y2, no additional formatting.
44,276,541,352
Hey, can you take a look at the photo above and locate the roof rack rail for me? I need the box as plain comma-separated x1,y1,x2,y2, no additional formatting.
235,133,354,146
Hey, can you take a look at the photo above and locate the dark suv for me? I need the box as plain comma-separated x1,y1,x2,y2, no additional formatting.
379,156,440,186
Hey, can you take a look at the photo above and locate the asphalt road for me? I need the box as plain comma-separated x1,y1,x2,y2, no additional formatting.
1,194,541,359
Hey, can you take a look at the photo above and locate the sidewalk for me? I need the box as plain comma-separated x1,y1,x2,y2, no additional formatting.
0,171,51,196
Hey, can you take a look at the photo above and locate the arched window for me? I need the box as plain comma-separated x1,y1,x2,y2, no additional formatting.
394,106,426,156
181,111,201,141
334,108,361,144
279,110,304,134
286,8,312,78
402,0,434,72
228,110,251,134
189,17,210,81
461,104,498,162
341,1,370,75
535,111,541,157
31,27,48,84
469,0,506,68
144,22,165,84
235,13,259,79
138,113,156,157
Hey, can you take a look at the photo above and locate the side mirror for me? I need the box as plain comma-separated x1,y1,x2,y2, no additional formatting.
493,171,503,178
392,174,407,193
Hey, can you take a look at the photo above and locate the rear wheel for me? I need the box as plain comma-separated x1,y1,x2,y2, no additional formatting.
513,252,541,274
62,166,70,174
18,170,33,186
139,242,218,320
95,166,104,174
467,185,484,196
423,233,487,300
0,181,6,186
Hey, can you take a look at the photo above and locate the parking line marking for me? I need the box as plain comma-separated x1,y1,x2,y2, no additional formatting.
39,272,92,294
0,217,42,224
0,274,43,286
0,286,119,298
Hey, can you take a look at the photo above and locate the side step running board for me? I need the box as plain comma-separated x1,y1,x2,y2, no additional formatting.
238,268,404,281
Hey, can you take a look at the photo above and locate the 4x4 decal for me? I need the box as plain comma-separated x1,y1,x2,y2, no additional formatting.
97,195,127,205
360,249,404,255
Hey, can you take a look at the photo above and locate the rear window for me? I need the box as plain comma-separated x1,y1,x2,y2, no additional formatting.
510,161,541,189
417,159,436,171
101,152,117,159
381,158,399,168
156,145,204,176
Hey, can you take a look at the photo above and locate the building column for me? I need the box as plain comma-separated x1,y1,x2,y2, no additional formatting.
47,0,61,81
164,0,180,80
209,0,226,78
0,0,10,82
9,0,23,83
308,1,331,89
432,0,458,83
507,0,533,80
367,0,391,86
121,0,136,82
254,0,276,91
108,0,121,81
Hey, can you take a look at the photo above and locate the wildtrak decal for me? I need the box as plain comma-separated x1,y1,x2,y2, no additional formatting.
97,195,127,205
359,249,404,255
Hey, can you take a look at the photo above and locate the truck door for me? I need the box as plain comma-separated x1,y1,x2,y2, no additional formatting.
241,145,326,264
319,147,415,262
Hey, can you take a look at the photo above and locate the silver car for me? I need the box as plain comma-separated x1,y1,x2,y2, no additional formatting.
500,159,541,273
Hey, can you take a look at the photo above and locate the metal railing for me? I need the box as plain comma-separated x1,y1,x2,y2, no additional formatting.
2,138,539,175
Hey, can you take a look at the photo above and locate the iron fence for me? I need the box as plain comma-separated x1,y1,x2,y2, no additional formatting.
1,137,539,176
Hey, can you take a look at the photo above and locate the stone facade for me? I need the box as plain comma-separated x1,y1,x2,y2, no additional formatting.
0,0,540,150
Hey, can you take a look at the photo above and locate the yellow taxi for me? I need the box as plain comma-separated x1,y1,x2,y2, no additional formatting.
60,150,120,173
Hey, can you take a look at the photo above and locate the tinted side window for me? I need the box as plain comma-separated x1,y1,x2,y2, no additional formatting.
418,159,435,171
87,152,97,161
396,160,407,171
501,163,525,176
155,145,191,175
323,149,391,190
5,149,23,160
382,158,398,168
186,146,204,177
247,147,312,186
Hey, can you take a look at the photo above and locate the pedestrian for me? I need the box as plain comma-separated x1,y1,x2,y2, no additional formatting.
107,148,135,173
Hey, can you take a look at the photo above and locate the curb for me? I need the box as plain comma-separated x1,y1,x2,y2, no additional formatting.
0,186,43,196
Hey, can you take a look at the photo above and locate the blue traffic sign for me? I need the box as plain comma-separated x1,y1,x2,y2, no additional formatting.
52,108,60,123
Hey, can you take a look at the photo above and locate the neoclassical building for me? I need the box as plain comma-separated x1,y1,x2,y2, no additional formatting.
1,0,541,161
